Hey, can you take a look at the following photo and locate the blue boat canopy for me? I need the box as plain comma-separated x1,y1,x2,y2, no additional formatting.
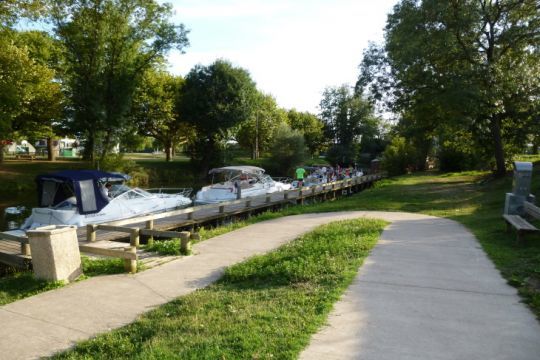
36,170,128,215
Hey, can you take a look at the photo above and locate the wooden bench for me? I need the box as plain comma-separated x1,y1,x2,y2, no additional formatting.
503,201,540,242
15,153,36,160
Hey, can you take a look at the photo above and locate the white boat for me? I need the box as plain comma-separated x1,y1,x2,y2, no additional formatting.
194,166,292,205
21,170,192,229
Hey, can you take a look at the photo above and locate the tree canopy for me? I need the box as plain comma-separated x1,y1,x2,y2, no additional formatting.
180,59,258,174
359,0,540,175
51,0,189,161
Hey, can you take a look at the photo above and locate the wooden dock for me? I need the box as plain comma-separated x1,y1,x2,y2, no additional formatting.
0,174,382,270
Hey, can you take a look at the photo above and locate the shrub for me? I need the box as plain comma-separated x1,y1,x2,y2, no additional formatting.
99,154,149,187
382,136,418,176
267,123,306,176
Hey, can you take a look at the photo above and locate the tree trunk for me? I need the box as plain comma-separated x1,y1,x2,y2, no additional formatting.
490,115,506,177
100,130,112,161
165,140,172,162
0,143,4,163
47,136,56,161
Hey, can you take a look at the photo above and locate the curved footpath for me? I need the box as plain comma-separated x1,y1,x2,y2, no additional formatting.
0,212,539,359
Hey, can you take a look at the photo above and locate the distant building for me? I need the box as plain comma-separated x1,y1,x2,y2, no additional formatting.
4,140,36,154
35,138,82,157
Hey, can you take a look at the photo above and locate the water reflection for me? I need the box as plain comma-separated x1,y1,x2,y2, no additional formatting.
1,206,31,231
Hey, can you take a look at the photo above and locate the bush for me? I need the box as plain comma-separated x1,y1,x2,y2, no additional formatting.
382,136,418,176
267,124,306,176
99,154,149,187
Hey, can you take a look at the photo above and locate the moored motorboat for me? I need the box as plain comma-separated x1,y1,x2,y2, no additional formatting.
21,170,192,229
194,166,291,205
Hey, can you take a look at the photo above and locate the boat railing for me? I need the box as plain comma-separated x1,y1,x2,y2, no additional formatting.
146,187,193,198
272,177,294,183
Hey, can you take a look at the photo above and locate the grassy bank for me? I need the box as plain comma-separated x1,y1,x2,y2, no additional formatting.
0,257,135,306
54,218,386,359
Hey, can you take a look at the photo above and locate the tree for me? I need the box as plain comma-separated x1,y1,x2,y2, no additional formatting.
268,123,306,177
50,0,189,161
236,92,287,159
364,0,540,175
319,85,378,166
131,70,194,161
180,59,258,175
286,109,325,157
0,34,62,162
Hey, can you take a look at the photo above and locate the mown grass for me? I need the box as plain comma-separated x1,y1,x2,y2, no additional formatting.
0,257,137,306
54,218,386,359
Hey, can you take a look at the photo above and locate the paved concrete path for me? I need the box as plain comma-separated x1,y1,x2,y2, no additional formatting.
0,212,539,359
300,213,540,360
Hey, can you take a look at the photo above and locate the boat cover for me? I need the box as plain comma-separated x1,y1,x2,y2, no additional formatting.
36,170,127,215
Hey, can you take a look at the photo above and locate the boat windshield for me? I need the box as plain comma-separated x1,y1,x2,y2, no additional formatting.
112,185,152,200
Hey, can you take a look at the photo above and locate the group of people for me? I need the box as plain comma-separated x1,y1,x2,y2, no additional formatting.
294,165,364,188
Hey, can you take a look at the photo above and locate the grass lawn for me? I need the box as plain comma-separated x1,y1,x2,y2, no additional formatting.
0,257,137,306
54,218,386,359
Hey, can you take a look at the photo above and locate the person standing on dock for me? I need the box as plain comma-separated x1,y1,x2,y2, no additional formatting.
295,166,306,188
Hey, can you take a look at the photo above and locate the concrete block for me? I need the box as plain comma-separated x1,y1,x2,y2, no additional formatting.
27,226,82,282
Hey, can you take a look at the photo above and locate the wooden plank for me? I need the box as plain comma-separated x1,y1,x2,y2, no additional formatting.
503,214,538,231
0,232,28,244
524,202,540,220
0,252,28,268
96,224,138,233
139,229,185,238
79,244,137,260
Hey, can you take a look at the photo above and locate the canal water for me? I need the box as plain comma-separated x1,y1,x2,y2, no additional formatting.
0,204,32,232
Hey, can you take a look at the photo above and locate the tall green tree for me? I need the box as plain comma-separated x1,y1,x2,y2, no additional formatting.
0,36,62,162
130,70,194,161
236,92,286,159
362,0,540,175
320,85,378,166
50,0,189,161
180,59,258,175
286,109,325,157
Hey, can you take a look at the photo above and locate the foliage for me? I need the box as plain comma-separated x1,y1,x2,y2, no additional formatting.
286,109,325,156
319,85,382,166
99,154,149,187
0,32,62,162
130,69,194,161
144,239,181,256
381,136,418,176
53,219,385,359
361,0,540,176
235,92,286,159
51,0,189,161
267,123,306,176
180,59,258,175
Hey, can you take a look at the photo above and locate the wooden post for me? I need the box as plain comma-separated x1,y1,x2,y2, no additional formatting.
219,205,225,213
146,219,154,246
245,200,251,208
299,190,304,205
284,192,289,200
124,246,137,273
86,224,97,242
130,229,140,248
266,195,271,204
180,231,191,255
187,211,193,220
20,242,31,256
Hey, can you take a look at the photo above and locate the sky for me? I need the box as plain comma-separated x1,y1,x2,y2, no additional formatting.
165,0,398,114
